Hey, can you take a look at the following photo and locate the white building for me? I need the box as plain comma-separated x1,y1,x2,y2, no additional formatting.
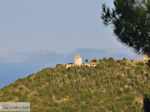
74,56,82,65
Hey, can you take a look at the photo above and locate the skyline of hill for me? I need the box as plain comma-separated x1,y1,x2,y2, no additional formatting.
0,48,141,88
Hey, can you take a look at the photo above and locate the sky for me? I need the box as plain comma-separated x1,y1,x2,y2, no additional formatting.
0,0,138,61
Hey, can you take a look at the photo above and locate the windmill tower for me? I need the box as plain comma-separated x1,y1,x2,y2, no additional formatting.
74,56,82,65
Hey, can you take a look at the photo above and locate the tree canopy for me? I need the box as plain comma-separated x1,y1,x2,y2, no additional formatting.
101,0,150,55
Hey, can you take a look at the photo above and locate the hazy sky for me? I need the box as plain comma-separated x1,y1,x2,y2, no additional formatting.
0,0,134,55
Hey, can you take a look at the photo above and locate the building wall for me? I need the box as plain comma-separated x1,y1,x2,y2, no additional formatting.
66,63,96,68
74,56,82,65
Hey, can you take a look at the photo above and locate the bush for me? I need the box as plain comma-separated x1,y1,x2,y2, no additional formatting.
80,91,93,101
62,106,78,112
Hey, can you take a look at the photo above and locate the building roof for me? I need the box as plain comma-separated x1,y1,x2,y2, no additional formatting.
74,56,82,59
90,61,96,63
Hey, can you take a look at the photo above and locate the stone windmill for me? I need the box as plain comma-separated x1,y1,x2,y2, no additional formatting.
74,56,82,65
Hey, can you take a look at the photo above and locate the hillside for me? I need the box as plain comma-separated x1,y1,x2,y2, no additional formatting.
0,58,150,112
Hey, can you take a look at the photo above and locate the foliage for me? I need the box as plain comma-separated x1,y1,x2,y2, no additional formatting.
68,63,73,64
101,0,150,55
85,59,88,63
143,94,150,112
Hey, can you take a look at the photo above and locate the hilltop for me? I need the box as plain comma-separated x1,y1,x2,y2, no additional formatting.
0,58,150,112
0,48,141,88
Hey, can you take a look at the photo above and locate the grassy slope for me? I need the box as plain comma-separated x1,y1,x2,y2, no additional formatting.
0,59,150,112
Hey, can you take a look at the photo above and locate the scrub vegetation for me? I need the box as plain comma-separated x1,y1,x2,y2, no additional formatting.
0,58,150,112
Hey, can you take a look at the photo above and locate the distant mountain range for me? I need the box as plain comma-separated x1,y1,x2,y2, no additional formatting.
26,48,141,66
0,48,141,88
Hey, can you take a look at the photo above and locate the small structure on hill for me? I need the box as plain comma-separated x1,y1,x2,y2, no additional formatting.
90,61,95,63
143,54,150,61
89,60,96,64
74,56,82,65
66,56,96,68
